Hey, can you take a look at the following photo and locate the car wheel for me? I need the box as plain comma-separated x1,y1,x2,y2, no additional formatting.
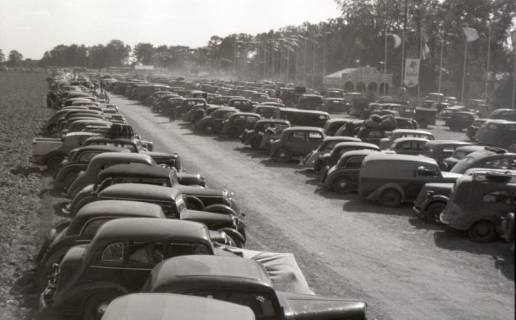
83,292,121,320
424,202,446,224
227,127,239,138
332,176,352,194
185,196,205,211
45,154,65,175
379,188,402,207
468,220,497,242
275,148,291,163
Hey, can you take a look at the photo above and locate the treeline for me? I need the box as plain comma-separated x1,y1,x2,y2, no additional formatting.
35,0,515,101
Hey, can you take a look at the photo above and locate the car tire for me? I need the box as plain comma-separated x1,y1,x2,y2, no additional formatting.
424,202,446,224
468,220,497,242
46,154,65,175
379,188,402,207
275,148,291,163
83,292,121,320
332,176,352,194
227,127,239,138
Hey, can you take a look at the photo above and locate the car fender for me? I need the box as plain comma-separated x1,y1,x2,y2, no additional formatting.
372,183,405,202
55,164,85,182
41,150,67,165
423,195,449,211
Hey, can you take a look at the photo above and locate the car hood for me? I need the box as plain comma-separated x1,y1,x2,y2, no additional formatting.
176,185,222,197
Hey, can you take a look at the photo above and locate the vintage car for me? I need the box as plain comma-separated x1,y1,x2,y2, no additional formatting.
378,129,434,150
144,255,367,320
300,136,361,168
334,119,365,137
55,145,130,189
252,104,282,119
269,127,325,163
66,152,157,198
474,120,516,151
67,183,245,240
221,113,261,138
320,149,378,194
101,293,255,320
446,111,477,132
359,153,461,207
42,107,96,135
39,218,224,320
323,118,350,136
450,149,516,174
241,119,291,150
37,201,166,273
422,140,472,170
389,137,428,155
228,98,254,112
312,141,380,173
442,145,491,170
31,131,101,173
488,108,516,121
279,108,329,128
320,98,348,113
466,118,488,141
414,107,437,128
395,117,419,130
441,169,516,242
195,107,240,134
296,94,324,110
173,98,208,119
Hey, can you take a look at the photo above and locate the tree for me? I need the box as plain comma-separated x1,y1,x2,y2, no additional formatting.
7,50,23,67
104,40,131,66
134,43,155,64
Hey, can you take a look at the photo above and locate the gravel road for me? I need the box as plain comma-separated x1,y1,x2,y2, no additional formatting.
113,95,514,320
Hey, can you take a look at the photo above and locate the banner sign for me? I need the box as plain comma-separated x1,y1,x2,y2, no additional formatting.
404,58,420,88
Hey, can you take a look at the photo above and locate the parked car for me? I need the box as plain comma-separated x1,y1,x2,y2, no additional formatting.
221,113,261,138
414,107,437,128
466,118,487,141
320,149,378,194
378,129,434,150
450,149,516,174
389,137,428,155
395,117,419,129
55,145,131,190
440,169,516,242
323,118,350,136
320,97,348,113
313,141,380,173
66,152,157,198
241,119,290,150
173,98,207,119
488,108,516,121
195,107,240,134
442,145,492,170
359,153,461,207
269,127,325,163
300,136,361,168
101,293,256,320
447,111,477,132
474,120,516,151
228,98,254,112
37,201,166,275
39,218,223,320
279,108,329,128
253,104,281,119
144,255,367,320
422,140,472,170
296,94,323,110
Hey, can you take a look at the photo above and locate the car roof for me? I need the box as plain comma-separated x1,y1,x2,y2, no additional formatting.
150,255,272,290
229,112,260,118
90,152,152,162
73,145,129,153
97,163,171,181
364,153,437,165
426,140,471,146
334,141,380,149
98,183,181,201
102,293,255,320
75,200,165,219
284,126,325,132
392,137,429,143
391,129,432,135
89,219,210,254
340,149,379,158
323,136,361,142
256,119,289,125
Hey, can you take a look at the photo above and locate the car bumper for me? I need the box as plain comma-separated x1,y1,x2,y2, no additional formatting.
440,204,468,230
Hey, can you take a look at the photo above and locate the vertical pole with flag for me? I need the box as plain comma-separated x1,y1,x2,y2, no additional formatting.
485,20,492,100
438,25,444,94
462,27,479,103
400,0,408,88
511,29,516,109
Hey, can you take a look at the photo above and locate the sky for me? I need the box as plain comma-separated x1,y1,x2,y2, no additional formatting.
0,0,342,59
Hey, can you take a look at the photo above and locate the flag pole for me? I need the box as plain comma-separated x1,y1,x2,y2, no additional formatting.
400,0,408,88
384,27,388,85
484,22,492,100
438,25,444,93
461,39,468,103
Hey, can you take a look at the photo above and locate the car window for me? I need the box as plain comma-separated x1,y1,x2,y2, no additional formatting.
101,242,124,263
481,157,510,169
82,218,110,237
416,165,439,177
78,151,98,162
288,132,305,142
482,190,512,205
345,156,363,169
307,132,323,141
169,242,210,257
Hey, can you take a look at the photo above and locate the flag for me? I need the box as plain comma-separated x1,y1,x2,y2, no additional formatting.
421,42,430,60
387,33,401,48
463,27,479,42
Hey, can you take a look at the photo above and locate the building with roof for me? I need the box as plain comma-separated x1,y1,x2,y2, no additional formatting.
323,66,393,96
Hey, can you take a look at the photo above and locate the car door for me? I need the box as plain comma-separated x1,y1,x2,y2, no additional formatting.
286,131,306,155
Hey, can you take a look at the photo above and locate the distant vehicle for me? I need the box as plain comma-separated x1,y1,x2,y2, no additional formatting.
422,140,472,169
241,119,290,150
441,169,516,242
450,149,516,174
320,97,348,113
279,108,329,128
466,118,488,141
442,145,493,170
389,137,428,155
378,129,434,150
195,107,240,134
296,94,323,110
474,120,516,151
313,141,380,173
488,108,516,122
221,113,261,138
269,127,325,163
359,153,461,207
300,136,361,168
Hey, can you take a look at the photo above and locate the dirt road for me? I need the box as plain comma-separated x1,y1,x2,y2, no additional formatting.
114,95,514,320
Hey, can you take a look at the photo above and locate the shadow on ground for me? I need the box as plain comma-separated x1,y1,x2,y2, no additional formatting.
433,230,514,281
342,198,413,216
